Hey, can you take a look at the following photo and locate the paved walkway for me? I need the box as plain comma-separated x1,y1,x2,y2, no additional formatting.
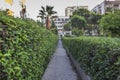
42,40,78,80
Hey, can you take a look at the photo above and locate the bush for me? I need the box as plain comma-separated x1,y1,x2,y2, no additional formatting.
0,10,58,80
71,15,86,29
50,27,58,35
99,11,120,37
62,37,120,80
72,28,83,36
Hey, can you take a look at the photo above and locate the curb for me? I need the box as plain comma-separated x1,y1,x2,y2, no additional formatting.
65,47,91,80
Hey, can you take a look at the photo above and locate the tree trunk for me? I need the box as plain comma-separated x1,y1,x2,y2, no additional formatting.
46,16,50,29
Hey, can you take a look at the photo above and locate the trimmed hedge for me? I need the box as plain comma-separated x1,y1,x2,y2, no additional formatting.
62,37,120,80
0,11,58,80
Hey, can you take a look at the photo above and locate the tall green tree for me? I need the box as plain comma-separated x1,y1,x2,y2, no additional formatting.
73,8,90,22
87,13,102,35
72,8,102,36
64,22,71,31
71,15,86,30
37,6,46,24
72,8,95,35
88,13,102,25
100,10,120,37
38,5,57,29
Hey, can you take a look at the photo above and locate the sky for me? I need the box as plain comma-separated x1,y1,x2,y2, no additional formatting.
0,0,105,20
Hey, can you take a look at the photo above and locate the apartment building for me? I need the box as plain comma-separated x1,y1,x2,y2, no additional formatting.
53,16,70,38
65,6,88,17
92,0,120,14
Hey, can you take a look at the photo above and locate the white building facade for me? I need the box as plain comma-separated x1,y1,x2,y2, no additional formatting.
53,16,70,38
92,0,120,14
65,6,88,17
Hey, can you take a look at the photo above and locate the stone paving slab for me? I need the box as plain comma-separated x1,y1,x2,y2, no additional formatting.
42,40,78,80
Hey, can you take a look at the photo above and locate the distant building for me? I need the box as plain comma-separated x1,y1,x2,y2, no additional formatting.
53,16,70,38
92,0,120,14
65,6,88,17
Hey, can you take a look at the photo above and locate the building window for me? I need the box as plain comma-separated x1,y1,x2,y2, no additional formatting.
65,19,69,21
58,18,60,21
62,19,64,21
106,7,112,12
59,26,62,28
55,22,57,24
114,5,119,10
114,5,119,7
54,19,56,21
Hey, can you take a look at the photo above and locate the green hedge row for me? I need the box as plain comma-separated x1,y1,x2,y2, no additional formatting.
0,11,58,80
62,37,120,80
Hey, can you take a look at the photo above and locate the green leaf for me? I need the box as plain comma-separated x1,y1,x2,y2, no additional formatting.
3,53,11,57
14,66,21,70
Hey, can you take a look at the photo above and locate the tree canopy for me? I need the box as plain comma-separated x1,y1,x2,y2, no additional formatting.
64,22,71,31
88,13,102,25
71,15,86,29
73,8,90,22
100,10,120,37
38,5,57,29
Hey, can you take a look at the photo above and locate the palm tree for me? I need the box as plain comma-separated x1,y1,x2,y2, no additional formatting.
38,5,57,29
37,6,45,24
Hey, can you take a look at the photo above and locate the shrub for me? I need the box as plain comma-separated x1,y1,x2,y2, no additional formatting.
72,28,83,36
62,37,120,80
71,15,86,29
0,10,58,80
99,10,120,37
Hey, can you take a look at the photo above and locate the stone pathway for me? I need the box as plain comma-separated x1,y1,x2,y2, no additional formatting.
42,40,78,80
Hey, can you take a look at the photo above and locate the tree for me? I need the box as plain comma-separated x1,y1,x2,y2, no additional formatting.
64,22,71,31
87,13,102,35
99,10,120,37
50,20,57,35
37,6,46,24
72,8,102,36
38,5,57,29
88,13,102,25
71,15,86,30
73,8,90,22
72,28,83,36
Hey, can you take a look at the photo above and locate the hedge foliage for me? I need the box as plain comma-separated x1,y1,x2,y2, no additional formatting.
62,37,120,80
0,10,58,80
